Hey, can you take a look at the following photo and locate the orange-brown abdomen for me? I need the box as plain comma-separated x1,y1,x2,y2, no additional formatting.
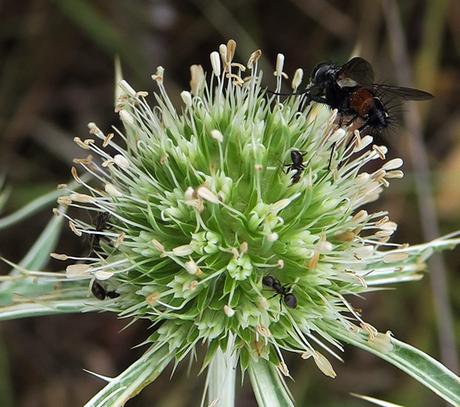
349,88,375,117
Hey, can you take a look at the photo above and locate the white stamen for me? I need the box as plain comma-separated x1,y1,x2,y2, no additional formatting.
329,128,346,144
210,129,224,143
151,66,164,84
68,221,82,236
152,239,165,253
50,253,68,261
69,193,93,203
224,305,235,317
105,183,123,197
66,264,91,278
356,173,370,184
119,110,134,126
73,155,93,165
386,170,404,179
184,187,195,201
219,44,227,67
95,270,114,280
247,49,262,68
197,186,220,204
373,145,388,159
266,232,279,242
383,252,409,263
318,240,333,252
73,137,94,150
57,196,72,206
103,133,114,147
379,221,398,231
190,64,205,95
172,245,193,257
353,246,374,258
210,51,221,76
354,135,373,152
291,68,303,90
352,210,368,223
180,90,192,107
185,260,198,275
382,158,403,171
70,167,82,184
114,154,130,169
274,53,285,77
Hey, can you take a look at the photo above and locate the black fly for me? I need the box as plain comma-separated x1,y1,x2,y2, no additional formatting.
284,150,306,184
273,57,433,135
262,275,297,308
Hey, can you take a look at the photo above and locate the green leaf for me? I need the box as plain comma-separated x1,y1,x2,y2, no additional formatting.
329,324,460,406
248,359,295,407
351,393,405,407
0,175,10,213
17,210,65,271
0,177,87,230
84,343,175,407
0,296,93,320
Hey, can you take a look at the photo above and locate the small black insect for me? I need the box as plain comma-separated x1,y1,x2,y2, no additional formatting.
89,211,112,254
284,150,306,184
91,280,119,300
262,275,297,308
91,280,106,300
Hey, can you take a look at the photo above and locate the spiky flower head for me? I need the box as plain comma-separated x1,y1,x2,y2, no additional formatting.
56,40,434,386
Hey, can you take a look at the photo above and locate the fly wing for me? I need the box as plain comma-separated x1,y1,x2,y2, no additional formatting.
336,57,375,88
374,84,434,100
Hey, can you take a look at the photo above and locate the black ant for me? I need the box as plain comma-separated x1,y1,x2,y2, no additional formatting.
262,275,297,308
89,211,112,254
284,150,306,184
91,280,119,300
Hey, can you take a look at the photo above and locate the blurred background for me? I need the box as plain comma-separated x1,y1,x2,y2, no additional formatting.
0,0,459,406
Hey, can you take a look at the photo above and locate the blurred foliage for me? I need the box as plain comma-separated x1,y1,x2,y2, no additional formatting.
0,0,459,406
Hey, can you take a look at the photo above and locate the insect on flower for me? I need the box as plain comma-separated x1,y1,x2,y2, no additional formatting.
284,150,306,184
262,275,297,308
89,211,112,254
301,57,433,134
91,280,119,300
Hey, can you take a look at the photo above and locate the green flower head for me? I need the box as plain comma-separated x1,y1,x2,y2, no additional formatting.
53,40,451,398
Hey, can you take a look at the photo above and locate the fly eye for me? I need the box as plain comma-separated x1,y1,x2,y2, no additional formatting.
311,63,330,83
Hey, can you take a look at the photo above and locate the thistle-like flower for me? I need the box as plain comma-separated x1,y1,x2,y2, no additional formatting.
49,41,460,405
